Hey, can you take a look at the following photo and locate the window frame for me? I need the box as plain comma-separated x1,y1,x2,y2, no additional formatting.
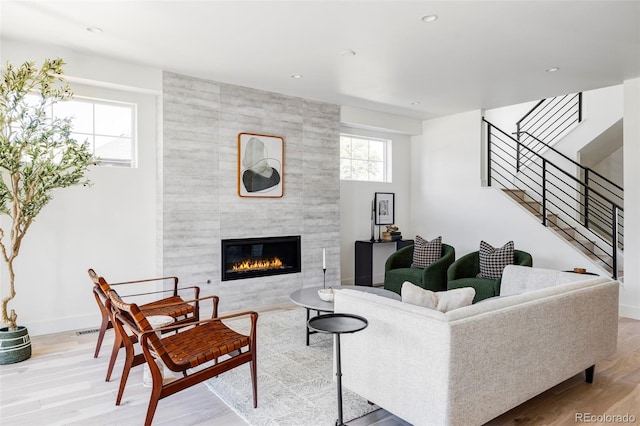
27,92,138,168
339,133,392,183
56,95,138,168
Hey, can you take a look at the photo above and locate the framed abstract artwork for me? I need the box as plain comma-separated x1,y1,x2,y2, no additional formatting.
374,192,395,225
238,132,284,198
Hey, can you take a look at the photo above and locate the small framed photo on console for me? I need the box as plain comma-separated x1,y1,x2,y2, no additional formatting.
375,192,395,225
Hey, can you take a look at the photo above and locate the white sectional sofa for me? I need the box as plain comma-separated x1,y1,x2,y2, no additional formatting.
334,266,619,426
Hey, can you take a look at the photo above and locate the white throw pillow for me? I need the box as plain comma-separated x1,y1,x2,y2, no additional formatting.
401,281,438,309
401,281,475,312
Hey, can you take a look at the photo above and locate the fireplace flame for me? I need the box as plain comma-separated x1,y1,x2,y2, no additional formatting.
231,257,284,272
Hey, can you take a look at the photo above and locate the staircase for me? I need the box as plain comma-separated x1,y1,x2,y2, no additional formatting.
484,99,624,279
501,188,623,278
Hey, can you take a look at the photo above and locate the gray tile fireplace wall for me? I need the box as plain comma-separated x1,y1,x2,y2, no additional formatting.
161,72,340,311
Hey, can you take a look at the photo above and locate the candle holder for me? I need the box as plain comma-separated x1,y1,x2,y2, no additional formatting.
370,217,375,243
370,199,375,242
323,268,327,289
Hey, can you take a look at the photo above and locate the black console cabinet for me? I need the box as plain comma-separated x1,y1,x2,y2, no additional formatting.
354,240,414,286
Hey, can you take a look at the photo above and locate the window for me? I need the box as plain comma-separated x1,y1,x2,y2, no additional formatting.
28,94,137,167
55,97,137,167
340,134,392,182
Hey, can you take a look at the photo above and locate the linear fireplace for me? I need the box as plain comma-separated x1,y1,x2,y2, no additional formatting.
221,235,301,281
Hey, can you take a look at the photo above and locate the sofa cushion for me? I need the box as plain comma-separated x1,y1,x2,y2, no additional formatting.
477,240,514,279
401,281,475,312
411,235,442,268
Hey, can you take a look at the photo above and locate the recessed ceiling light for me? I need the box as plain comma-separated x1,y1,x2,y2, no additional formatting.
86,26,103,33
545,67,560,73
411,101,421,106
420,14,438,23
290,74,303,79
339,50,356,56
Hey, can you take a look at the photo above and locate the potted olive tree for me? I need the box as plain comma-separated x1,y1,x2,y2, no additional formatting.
0,58,95,364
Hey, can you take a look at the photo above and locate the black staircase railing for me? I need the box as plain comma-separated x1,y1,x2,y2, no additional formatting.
515,92,623,251
517,131,624,247
485,119,622,279
516,92,582,169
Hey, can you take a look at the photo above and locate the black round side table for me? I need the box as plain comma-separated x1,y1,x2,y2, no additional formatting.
307,313,368,426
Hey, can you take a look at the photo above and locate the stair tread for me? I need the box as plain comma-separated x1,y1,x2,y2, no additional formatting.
500,187,622,278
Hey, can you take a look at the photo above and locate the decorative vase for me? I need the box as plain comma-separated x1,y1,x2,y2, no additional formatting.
0,326,32,365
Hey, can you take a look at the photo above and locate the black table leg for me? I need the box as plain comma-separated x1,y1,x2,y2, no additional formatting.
306,313,368,426
305,308,310,346
305,309,324,346
335,333,344,426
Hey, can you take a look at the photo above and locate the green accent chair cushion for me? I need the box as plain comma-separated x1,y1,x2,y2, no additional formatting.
384,243,455,295
447,249,533,303
446,277,497,303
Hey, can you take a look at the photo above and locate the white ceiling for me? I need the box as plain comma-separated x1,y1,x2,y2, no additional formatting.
1,1,639,120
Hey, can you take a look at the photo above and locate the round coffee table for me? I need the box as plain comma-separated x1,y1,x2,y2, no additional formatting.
289,285,399,345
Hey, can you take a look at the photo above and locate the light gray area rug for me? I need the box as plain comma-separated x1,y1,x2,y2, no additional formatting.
205,308,379,425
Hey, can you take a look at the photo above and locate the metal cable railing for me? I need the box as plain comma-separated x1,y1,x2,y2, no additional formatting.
516,93,582,159
515,92,623,250
517,131,624,248
485,119,622,279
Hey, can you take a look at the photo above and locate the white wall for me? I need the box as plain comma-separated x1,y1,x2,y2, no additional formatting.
621,78,640,319
1,40,161,335
483,99,538,135
339,108,419,285
411,110,603,273
592,146,623,187
558,85,623,161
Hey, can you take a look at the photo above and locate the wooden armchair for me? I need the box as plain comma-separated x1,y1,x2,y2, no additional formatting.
108,288,258,426
88,269,200,381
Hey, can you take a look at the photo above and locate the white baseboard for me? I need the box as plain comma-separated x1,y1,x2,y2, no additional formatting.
23,313,100,336
619,303,640,320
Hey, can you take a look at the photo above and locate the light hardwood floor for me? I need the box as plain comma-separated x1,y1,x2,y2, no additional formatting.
1,307,639,426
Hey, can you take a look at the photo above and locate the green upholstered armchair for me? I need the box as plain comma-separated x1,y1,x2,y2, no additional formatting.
447,250,532,303
383,244,455,295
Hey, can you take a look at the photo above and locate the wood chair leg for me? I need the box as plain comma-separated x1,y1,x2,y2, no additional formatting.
144,363,164,426
94,317,112,358
115,337,136,406
250,356,258,408
105,331,122,382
